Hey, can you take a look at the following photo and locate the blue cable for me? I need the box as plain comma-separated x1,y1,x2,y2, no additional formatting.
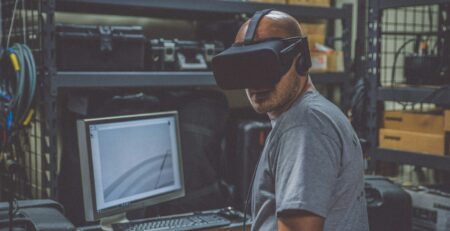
7,111,13,131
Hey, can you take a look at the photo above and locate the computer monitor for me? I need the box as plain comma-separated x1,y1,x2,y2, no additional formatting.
77,111,184,229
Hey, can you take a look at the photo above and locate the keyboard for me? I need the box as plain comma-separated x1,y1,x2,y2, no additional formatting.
111,213,231,231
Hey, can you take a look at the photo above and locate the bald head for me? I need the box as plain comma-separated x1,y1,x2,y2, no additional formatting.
235,11,305,43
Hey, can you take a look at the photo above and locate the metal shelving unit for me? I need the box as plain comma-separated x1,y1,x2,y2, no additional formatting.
52,0,354,108
366,0,450,171
373,148,450,171
2,0,354,199
51,0,354,93
53,72,349,90
378,86,450,105
56,0,350,19
378,0,450,10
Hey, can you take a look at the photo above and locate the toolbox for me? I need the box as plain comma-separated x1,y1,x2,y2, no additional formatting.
365,176,412,231
404,186,450,231
148,39,224,71
379,128,447,156
56,24,146,71
383,110,445,134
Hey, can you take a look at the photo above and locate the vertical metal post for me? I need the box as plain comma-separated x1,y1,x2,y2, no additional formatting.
0,0,10,47
366,0,382,173
440,4,450,64
340,4,353,111
0,0,4,197
354,0,367,81
0,1,3,47
325,0,336,48
41,0,57,199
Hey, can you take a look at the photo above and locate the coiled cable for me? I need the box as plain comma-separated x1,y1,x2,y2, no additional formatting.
0,43,37,151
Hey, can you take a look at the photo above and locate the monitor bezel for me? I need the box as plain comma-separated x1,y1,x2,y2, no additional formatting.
77,111,185,221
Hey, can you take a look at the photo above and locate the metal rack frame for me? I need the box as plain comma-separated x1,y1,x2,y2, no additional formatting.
49,1,354,110
56,0,349,19
366,0,450,171
3,0,354,199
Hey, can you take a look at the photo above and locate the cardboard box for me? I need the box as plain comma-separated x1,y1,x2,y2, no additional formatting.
383,111,445,134
307,34,326,50
379,128,446,156
310,51,343,72
404,187,450,231
327,51,344,72
250,0,286,4
301,22,327,36
287,0,331,7
301,22,327,49
445,110,450,132
310,52,327,72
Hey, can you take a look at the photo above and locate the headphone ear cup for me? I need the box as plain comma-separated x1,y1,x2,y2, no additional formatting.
296,55,308,75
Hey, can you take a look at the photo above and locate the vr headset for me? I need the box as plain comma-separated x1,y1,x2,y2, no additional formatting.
212,9,312,90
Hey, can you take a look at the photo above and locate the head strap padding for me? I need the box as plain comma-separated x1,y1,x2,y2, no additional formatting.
244,9,274,44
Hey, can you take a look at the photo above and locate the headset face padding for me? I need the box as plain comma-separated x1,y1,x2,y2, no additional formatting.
212,9,312,90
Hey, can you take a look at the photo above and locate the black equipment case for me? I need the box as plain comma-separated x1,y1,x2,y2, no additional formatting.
365,176,412,231
0,200,75,231
404,55,449,85
56,24,146,71
232,120,271,209
148,39,224,71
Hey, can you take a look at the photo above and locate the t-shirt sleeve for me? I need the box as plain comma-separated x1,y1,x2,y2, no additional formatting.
273,125,341,218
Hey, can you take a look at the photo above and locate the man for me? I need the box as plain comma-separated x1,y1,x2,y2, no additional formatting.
235,11,369,231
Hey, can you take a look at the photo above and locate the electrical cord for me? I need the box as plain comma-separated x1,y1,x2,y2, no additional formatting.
242,156,260,231
6,0,20,48
350,77,368,138
1,43,37,130
387,33,448,108
390,38,416,87
7,160,18,231
0,43,36,231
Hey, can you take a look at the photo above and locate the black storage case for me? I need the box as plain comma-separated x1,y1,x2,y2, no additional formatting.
233,120,271,209
365,176,412,231
404,55,449,85
56,24,145,71
0,200,75,230
148,39,224,71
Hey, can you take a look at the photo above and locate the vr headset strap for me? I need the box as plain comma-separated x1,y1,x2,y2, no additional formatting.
244,9,274,44
281,37,312,69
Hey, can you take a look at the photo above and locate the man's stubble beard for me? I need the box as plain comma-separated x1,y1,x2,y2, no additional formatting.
248,73,301,115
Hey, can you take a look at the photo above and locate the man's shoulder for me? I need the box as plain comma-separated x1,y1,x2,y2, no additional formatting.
279,91,345,129
270,91,351,148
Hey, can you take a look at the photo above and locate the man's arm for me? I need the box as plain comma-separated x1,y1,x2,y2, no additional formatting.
277,210,324,231
273,126,340,231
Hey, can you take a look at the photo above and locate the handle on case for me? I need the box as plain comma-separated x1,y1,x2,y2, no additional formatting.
177,53,207,70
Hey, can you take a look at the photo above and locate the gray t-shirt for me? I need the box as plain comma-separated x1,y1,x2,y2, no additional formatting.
251,90,369,231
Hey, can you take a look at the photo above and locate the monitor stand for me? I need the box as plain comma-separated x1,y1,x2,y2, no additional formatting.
100,213,129,231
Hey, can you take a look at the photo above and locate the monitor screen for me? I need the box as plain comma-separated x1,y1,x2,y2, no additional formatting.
77,111,184,221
